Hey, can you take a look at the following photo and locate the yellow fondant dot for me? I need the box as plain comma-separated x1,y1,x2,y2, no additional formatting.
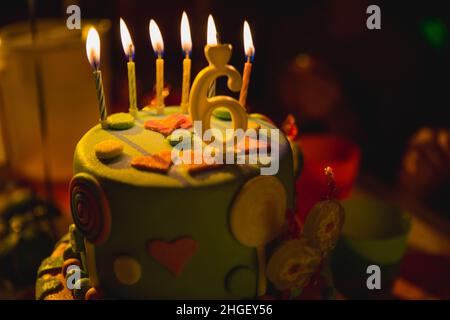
113,256,141,285
95,140,124,160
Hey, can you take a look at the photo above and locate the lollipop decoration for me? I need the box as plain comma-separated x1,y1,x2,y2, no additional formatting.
302,167,345,256
70,173,111,244
230,176,287,296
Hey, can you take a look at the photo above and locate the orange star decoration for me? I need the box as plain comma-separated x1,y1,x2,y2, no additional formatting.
144,113,192,136
131,150,173,173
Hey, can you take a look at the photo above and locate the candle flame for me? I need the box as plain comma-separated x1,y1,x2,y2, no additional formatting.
120,18,135,60
86,27,100,69
207,14,218,45
181,11,192,56
149,19,164,56
243,21,255,61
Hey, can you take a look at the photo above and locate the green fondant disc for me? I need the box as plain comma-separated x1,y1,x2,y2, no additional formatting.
107,112,135,130
213,107,232,121
166,131,192,147
226,267,256,298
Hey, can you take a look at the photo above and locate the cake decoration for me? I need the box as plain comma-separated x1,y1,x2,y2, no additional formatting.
303,167,344,255
147,237,198,277
267,238,321,291
85,287,104,300
73,278,91,300
230,175,287,296
189,44,247,138
226,266,257,298
144,113,192,136
62,258,81,277
131,150,173,173
35,277,64,300
107,112,135,130
70,173,111,244
113,255,142,285
94,140,124,160
37,256,64,277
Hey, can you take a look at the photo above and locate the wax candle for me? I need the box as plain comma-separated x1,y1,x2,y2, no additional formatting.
86,27,108,128
180,12,192,114
239,21,255,110
206,14,218,98
149,19,165,114
120,18,138,117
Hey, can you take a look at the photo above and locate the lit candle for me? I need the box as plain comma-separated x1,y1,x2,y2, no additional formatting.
86,27,108,129
206,14,218,98
149,19,165,114
239,21,255,110
120,18,138,117
180,12,192,114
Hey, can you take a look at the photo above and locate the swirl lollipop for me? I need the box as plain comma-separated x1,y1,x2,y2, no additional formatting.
70,173,111,244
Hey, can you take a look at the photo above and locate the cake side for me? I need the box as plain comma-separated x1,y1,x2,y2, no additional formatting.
67,107,295,299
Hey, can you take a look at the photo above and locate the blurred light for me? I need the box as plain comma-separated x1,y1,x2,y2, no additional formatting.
420,18,448,49
207,15,218,45
295,53,311,70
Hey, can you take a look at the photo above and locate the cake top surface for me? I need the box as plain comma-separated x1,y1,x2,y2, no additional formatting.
74,106,290,188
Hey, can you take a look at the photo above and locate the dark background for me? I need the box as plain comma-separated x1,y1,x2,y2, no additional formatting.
0,0,449,201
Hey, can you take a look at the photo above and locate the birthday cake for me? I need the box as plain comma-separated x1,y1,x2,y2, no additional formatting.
35,18,345,300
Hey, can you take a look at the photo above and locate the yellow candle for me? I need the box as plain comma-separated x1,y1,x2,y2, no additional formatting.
149,19,165,114
120,18,138,117
127,60,137,116
181,57,191,112
180,12,192,113
156,56,164,113
239,21,255,110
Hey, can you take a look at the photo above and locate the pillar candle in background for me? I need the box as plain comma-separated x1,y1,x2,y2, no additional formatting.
180,12,192,114
239,21,255,110
149,19,165,114
120,18,138,117
86,27,108,128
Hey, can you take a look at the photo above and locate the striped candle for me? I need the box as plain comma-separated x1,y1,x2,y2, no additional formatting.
93,70,108,128
86,27,108,129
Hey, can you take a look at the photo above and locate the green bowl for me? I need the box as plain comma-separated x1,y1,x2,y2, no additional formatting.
330,193,411,299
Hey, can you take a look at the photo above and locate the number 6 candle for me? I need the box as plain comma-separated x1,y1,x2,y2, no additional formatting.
149,19,165,114
86,27,108,128
180,12,192,114
120,18,138,117
239,21,255,110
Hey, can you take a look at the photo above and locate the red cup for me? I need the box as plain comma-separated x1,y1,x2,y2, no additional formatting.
295,134,361,222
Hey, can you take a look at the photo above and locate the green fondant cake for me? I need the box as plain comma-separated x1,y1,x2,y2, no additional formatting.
36,106,342,300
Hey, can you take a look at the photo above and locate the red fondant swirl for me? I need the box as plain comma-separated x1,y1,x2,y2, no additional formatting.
70,174,111,244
